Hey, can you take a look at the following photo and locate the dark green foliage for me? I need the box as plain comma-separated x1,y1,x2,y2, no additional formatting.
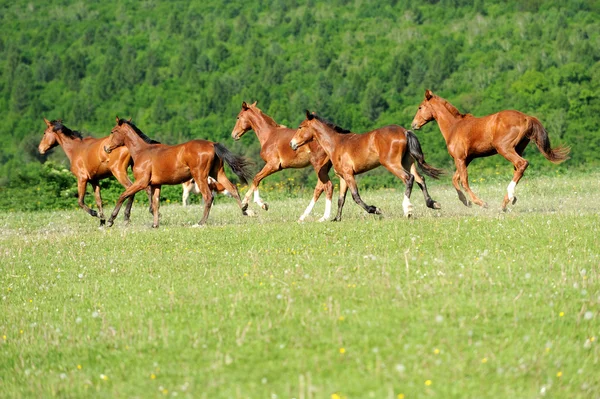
0,1,598,211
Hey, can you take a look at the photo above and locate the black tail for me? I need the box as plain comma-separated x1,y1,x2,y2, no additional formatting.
214,143,253,185
405,130,444,179
530,118,570,164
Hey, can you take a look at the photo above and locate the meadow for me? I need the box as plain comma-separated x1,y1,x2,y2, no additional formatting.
0,173,599,398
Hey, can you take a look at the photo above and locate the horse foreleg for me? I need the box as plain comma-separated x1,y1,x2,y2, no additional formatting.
150,185,161,228
182,183,190,206
410,163,441,209
345,175,382,216
452,170,470,207
498,150,529,211
110,168,135,223
106,181,148,227
90,181,106,226
76,178,98,219
298,182,323,222
243,163,279,210
333,178,349,222
455,159,487,208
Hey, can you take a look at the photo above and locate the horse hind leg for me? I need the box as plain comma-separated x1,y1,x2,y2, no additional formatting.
76,178,99,219
383,162,414,217
333,178,349,222
345,175,383,216
498,149,529,211
452,170,470,207
409,163,441,210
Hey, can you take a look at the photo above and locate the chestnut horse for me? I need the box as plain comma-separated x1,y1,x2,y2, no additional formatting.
182,177,231,206
232,101,333,222
104,117,251,227
290,111,443,221
411,90,570,209
38,118,148,225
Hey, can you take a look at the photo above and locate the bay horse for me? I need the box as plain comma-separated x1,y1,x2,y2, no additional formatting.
182,177,231,206
231,101,333,222
290,111,443,221
104,117,252,227
38,118,149,225
411,90,570,209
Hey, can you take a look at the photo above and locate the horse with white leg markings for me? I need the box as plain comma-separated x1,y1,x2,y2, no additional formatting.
231,101,333,222
182,177,232,206
411,89,570,210
290,111,443,221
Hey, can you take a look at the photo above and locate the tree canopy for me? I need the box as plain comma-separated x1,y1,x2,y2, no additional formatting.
0,1,598,208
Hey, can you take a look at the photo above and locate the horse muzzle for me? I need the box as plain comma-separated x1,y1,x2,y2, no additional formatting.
290,140,298,151
103,145,112,154
411,122,420,130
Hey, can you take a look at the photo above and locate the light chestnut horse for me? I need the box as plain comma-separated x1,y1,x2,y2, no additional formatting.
411,90,570,209
290,111,443,221
38,118,149,225
232,101,333,222
182,177,231,206
104,117,251,227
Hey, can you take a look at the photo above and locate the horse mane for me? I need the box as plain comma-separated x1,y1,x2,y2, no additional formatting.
439,98,470,119
312,114,352,134
253,107,285,128
118,119,161,144
51,120,83,139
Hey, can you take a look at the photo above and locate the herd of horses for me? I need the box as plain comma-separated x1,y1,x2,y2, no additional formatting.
38,90,570,228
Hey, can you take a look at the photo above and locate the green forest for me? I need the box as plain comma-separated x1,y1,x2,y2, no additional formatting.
1,0,599,210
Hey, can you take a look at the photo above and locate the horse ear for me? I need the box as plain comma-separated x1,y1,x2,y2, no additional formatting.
425,89,433,100
242,101,248,110
116,116,120,123
305,110,314,120
251,101,257,107
43,118,51,127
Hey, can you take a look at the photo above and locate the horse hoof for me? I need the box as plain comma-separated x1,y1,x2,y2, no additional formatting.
245,209,256,217
99,219,106,226
191,223,206,228
481,202,489,208
152,224,159,228
332,217,341,222
318,217,328,222
90,210,98,217
405,212,413,218
262,203,269,211
106,220,114,228
241,203,248,212
432,201,441,209
511,196,518,205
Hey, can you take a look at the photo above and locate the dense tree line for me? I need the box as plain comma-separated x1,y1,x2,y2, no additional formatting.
0,0,598,209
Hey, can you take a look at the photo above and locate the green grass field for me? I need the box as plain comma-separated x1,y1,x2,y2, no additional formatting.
1,173,599,398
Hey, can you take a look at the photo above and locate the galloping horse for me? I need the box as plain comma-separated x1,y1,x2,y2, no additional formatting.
38,118,148,225
104,117,252,227
411,90,570,209
290,111,443,221
182,177,231,206
232,101,333,222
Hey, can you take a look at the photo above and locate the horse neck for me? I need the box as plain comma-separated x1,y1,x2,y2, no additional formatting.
122,128,150,158
54,132,82,161
430,99,463,143
311,123,339,157
249,110,279,147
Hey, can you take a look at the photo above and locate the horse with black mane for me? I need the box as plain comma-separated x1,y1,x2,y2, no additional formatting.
104,117,252,227
290,111,443,221
38,118,150,225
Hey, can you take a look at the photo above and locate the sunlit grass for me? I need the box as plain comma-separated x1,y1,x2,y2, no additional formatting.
0,174,599,398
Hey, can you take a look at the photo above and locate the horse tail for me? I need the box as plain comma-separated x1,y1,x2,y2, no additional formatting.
213,143,253,185
529,118,570,164
405,130,444,179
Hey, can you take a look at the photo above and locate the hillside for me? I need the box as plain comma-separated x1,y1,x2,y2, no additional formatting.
0,0,598,197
